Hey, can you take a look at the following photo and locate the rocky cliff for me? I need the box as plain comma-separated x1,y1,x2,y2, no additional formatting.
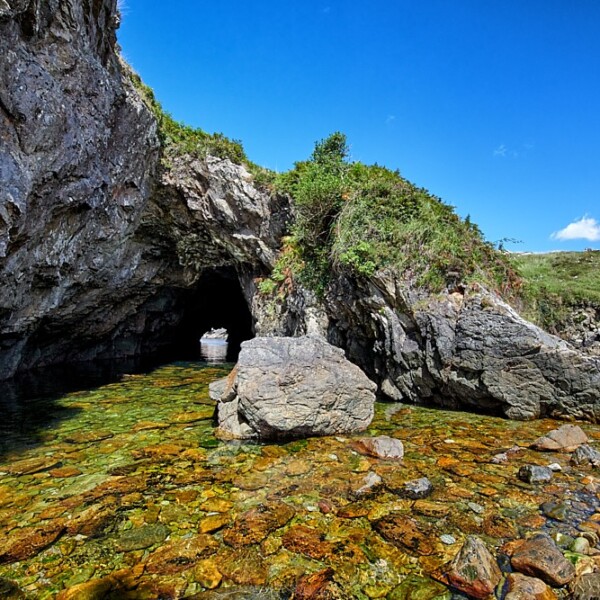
253,273,600,422
1,0,599,422
0,0,287,378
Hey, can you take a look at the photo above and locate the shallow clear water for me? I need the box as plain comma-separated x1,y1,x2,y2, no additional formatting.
0,362,599,599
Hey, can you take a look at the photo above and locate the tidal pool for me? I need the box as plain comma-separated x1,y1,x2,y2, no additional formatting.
0,362,599,599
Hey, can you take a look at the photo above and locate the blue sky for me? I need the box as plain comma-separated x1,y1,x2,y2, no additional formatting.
117,1,600,252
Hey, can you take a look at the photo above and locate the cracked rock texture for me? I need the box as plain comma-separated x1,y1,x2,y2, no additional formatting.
1,0,598,424
210,336,376,439
0,0,287,378
255,272,600,421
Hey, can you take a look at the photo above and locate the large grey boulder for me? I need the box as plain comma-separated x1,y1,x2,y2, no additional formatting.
209,336,376,439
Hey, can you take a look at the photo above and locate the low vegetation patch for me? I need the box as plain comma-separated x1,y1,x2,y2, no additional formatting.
265,132,520,297
514,251,600,330
128,69,275,187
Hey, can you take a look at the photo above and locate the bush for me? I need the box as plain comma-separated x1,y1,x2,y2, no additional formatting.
274,132,521,298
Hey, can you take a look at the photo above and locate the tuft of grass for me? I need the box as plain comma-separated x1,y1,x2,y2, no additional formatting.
128,69,275,187
514,250,600,330
271,132,521,298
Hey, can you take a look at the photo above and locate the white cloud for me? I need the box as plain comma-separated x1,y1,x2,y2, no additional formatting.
385,115,396,125
493,144,507,157
551,216,600,242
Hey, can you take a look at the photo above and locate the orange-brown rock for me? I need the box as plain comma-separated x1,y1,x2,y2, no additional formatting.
145,535,218,574
373,514,435,556
49,466,82,478
511,534,575,587
223,502,295,547
282,525,334,560
293,568,338,600
437,536,501,599
505,573,557,600
0,521,65,564
3,456,61,475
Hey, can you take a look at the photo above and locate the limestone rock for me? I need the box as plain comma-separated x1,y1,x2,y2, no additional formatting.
439,536,501,599
511,534,576,587
518,465,553,484
353,435,404,459
531,425,589,452
213,336,376,440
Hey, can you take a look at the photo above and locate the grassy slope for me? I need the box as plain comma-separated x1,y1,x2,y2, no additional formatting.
514,251,600,329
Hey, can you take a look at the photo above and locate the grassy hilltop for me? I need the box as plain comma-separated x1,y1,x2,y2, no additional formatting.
515,251,600,330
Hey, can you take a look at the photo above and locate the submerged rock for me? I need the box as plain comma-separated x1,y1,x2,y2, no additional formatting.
403,477,434,499
518,465,553,484
213,336,376,439
510,534,576,587
353,435,404,459
437,536,501,599
223,502,295,548
505,573,557,600
531,425,589,452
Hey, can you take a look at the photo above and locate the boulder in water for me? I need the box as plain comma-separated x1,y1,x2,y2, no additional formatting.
211,336,376,440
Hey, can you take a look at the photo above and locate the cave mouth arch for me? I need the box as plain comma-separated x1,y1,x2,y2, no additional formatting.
170,267,254,363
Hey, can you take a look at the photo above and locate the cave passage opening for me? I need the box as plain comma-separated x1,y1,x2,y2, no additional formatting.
170,267,254,363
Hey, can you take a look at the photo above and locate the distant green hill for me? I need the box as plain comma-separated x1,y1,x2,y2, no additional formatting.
515,250,600,330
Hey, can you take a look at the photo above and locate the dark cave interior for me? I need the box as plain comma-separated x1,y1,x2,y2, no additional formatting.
169,267,254,363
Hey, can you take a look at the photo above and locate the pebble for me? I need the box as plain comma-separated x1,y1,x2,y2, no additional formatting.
468,502,484,514
518,465,553,484
548,463,562,472
440,534,456,545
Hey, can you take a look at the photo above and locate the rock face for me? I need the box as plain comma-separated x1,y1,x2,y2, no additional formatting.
1,1,599,426
210,336,376,439
257,272,600,422
0,0,287,378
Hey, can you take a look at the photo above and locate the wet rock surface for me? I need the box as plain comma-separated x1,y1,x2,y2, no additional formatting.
531,425,589,452
510,533,576,586
437,535,501,599
213,336,376,439
1,361,600,598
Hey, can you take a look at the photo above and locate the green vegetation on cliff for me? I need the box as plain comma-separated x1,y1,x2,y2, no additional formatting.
515,251,600,329
129,69,275,187
263,132,520,297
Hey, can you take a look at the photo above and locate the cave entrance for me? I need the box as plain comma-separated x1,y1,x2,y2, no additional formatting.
172,268,253,363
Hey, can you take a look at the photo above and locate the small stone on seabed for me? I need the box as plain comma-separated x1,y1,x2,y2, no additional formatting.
548,463,562,472
354,435,404,459
403,477,433,499
511,533,575,587
440,534,456,545
438,535,501,599
531,424,588,452
518,465,553,484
